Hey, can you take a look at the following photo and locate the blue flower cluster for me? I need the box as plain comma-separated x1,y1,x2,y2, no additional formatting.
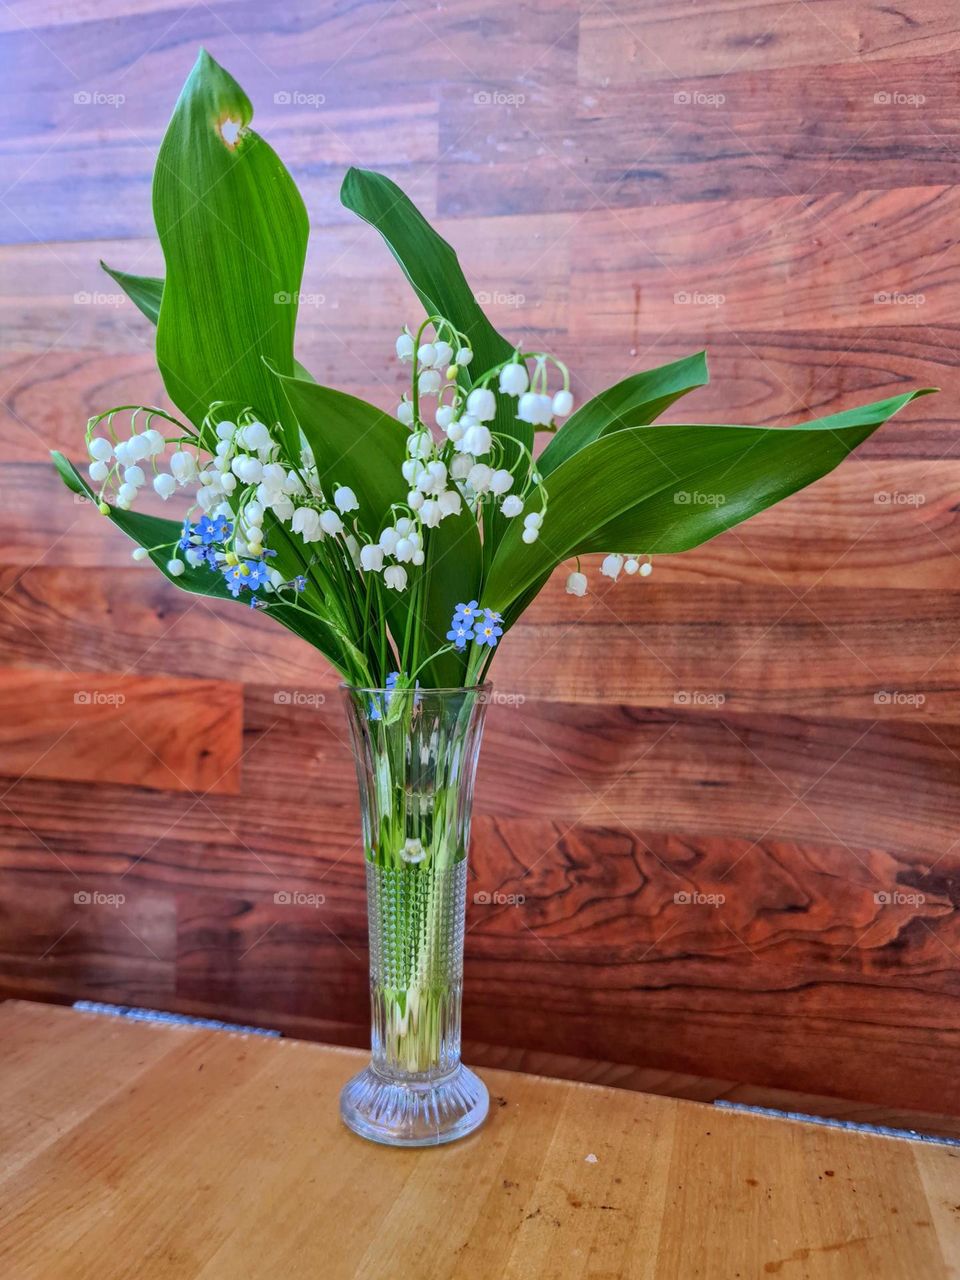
447,601,503,651
178,515,285,606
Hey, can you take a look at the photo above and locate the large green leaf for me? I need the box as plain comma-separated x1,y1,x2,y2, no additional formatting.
483,390,935,613
51,451,352,673
101,263,163,324
275,369,481,684
538,351,709,476
153,50,308,442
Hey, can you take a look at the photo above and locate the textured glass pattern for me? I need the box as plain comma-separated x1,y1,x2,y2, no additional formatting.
339,686,489,1146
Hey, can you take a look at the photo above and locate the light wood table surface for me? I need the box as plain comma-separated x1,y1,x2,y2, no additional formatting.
0,999,957,1279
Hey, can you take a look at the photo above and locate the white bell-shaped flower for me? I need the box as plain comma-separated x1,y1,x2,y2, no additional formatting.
437,489,462,518
169,451,196,484
292,506,323,542
117,481,138,505
467,463,493,494
142,428,165,457
552,389,574,417
379,527,400,555
524,512,543,530
319,508,344,536
396,332,414,362
521,526,539,544
153,473,176,500
417,342,437,367
466,387,496,422
408,431,433,460
455,348,473,366
418,368,442,395
384,565,407,591
601,553,623,581
397,399,414,426
624,558,639,575
216,420,237,440
394,537,415,563
88,461,109,483
333,485,359,513
489,469,513,496
639,561,653,578
360,544,384,572
132,547,149,562
167,559,185,577
450,454,473,481
499,363,529,396
462,424,492,456
501,494,523,517
420,499,442,528
566,571,588,596
446,421,465,444
436,404,455,430
88,436,113,462
241,420,272,451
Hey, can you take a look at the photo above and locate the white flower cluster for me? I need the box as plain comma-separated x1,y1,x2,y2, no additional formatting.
392,322,576,546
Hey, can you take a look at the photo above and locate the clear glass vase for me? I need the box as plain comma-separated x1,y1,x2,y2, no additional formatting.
339,684,490,1146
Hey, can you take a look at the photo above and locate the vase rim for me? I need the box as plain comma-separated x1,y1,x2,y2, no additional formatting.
340,682,492,695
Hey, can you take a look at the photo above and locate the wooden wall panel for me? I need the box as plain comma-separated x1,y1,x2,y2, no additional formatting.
2,0,960,1132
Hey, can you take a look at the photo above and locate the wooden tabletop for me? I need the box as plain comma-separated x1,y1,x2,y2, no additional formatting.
0,1001,957,1279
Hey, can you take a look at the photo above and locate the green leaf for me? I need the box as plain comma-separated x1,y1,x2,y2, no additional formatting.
153,50,308,441
483,390,936,613
98,263,316,382
100,263,163,324
538,351,709,476
51,450,352,674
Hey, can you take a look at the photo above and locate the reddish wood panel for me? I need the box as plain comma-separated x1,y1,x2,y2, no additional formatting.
0,670,242,794
2,0,960,1129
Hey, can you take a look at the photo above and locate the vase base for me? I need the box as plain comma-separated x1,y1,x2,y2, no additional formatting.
340,1063,489,1147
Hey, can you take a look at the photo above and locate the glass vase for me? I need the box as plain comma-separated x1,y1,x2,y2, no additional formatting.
339,684,490,1146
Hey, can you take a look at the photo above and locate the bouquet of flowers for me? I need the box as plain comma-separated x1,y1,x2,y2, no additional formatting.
53,51,931,1145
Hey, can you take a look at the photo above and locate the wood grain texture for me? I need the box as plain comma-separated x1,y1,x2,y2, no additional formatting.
0,1001,958,1280
2,0,960,1132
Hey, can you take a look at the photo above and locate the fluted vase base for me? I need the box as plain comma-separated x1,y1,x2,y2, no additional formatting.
340,1063,489,1147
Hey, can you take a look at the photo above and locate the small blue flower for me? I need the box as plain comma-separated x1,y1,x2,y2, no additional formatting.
178,518,194,551
474,617,503,648
222,562,247,596
385,672,401,689
447,622,474,651
453,600,480,626
197,513,233,545
482,607,502,625
245,560,271,591
293,575,308,591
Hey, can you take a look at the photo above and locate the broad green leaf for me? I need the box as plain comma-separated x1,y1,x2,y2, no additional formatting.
51,451,352,674
100,263,163,324
99,264,316,385
483,390,935,613
341,167,528,559
153,50,308,443
538,351,709,476
275,369,481,685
